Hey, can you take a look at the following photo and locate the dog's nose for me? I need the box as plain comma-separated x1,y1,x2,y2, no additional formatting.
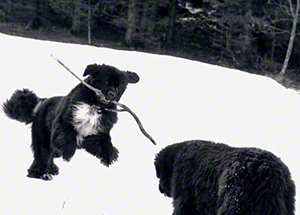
107,90,116,100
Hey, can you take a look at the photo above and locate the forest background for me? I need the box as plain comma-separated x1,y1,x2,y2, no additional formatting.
0,0,299,88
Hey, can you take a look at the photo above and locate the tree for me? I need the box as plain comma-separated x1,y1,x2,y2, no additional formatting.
87,0,92,44
31,0,42,29
280,0,300,76
72,0,82,33
48,0,81,31
48,0,101,44
83,0,101,44
125,0,136,48
0,0,43,26
166,0,177,49
207,0,256,67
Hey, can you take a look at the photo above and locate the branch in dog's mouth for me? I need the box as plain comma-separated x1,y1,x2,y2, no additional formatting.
51,55,110,105
51,55,157,145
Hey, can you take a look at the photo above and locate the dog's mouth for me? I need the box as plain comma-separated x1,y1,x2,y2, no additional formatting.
96,96,117,111
104,96,118,103
93,88,118,104
159,183,171,197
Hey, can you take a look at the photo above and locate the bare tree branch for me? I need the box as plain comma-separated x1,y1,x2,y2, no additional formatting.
288,0,295,17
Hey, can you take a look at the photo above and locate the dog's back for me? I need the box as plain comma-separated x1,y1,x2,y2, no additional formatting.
217,146,295,215
155,140,295,215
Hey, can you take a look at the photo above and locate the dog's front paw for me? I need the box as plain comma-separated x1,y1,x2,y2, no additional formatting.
100,146,119,167
62,141,77,162
62,152,74,162
47,163,59,176
82,134,119,166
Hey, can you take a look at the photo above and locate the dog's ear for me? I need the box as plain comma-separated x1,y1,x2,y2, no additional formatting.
154,158,161,178
83,64,101,77
155,164,161,178
126,71,140,84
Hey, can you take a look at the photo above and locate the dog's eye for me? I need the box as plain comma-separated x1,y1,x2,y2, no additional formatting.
105,80,109,85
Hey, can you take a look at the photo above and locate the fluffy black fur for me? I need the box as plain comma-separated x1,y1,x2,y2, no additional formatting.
3,89,43,124
154,140,295,215
3,63,139,181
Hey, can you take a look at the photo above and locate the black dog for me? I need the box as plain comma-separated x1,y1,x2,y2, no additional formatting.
3,64,139,180
155,140,295,215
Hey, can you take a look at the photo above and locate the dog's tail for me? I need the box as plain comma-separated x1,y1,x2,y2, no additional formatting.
2,89,44,124
218,149,295,215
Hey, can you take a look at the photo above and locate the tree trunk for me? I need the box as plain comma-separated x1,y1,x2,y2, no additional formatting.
87,0,91,45
5,0,12,14
32,0,41,29
280,0,299,76
125,0,136,48
72,0,82,33
241,10,253,66
166,0,177,50
271,33,275,62
140,1,147,35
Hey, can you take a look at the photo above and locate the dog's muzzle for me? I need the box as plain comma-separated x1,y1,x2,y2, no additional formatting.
159,183,171,197
106,90,117,100
159,184,164,193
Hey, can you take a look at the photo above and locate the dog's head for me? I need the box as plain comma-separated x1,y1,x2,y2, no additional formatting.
154,161,172,197
154,143,190,198
83,64,139,102
154,144,185,198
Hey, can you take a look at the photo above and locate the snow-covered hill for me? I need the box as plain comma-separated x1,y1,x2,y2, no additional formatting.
0,33,299,215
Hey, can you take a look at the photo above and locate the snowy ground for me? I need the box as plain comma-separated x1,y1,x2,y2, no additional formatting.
0,33,299,215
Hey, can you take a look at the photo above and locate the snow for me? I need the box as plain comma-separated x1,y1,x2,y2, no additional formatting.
0,33,299,215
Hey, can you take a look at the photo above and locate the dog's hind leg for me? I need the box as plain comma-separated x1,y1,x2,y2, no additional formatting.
82,133,119,167
51,120,67,156
27,147,54,181
51,120,77,161
27,120,54,181
62,132,77,162
51,117,77,161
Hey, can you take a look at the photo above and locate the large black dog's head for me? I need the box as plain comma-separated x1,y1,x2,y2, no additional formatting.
154,144,185,198
154,159,172,197
83,63,139,102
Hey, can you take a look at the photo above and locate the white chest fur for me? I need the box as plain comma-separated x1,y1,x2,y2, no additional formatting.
72,102,103,146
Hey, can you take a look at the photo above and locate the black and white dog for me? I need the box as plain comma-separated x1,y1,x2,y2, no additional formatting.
155,140,295,215
3,63,139,180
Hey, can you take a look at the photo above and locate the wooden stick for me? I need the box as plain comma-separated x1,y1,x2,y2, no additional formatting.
107,102,157,145
51,55,109,104
51,55,157,145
